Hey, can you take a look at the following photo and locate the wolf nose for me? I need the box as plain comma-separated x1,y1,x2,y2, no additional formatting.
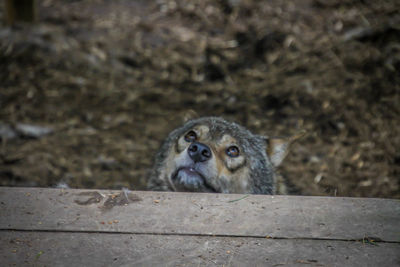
188,142,212,162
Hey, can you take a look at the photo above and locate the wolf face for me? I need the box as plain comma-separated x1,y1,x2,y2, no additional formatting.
147,117,302,194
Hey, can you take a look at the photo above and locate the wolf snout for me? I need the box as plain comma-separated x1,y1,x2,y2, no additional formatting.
188,142,212,163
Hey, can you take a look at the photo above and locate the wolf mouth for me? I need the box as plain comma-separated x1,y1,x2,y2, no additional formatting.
172,166,217,193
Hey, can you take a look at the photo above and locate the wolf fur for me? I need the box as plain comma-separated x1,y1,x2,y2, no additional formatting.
147,116,302,194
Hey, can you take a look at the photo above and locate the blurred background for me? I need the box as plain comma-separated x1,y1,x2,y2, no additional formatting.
0,0,399,198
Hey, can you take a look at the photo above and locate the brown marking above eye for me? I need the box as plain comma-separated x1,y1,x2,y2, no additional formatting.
184,130,197,142
226,146,240,157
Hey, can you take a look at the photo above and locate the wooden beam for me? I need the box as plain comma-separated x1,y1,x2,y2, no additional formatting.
0,187,399,266
1,231,399,266
0,187,398,241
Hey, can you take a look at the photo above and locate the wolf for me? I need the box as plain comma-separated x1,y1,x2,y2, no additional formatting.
147,115,303,194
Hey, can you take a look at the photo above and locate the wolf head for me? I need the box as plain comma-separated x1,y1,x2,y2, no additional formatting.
147,116,303,194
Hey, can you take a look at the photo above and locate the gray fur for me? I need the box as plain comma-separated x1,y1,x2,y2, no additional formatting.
147,117,278,194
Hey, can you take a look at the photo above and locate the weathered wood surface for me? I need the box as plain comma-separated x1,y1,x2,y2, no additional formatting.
2,232,399,267
0,187,399,266
1,187,399,241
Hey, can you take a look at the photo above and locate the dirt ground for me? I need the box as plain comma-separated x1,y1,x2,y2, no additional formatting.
0,0,399,198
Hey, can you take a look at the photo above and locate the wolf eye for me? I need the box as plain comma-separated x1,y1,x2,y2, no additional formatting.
184,131,197,142
226,146,240,157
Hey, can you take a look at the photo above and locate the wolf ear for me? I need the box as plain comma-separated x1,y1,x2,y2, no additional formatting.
182,110,199,123
264,130,306,167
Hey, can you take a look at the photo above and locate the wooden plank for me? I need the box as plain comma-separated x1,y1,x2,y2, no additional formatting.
1,231,399,267
0,187,399,242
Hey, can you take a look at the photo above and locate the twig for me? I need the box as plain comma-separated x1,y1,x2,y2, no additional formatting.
227,195,249,203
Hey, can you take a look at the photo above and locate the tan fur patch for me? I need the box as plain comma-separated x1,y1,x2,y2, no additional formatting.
214,147,227,176
215,134,237,172
267,130,306,167
196,125,210,140
231,167,251,193
161,145,180,191
215,158,250,193
176,125,210,152
218,135,246,172
212,134,249,193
